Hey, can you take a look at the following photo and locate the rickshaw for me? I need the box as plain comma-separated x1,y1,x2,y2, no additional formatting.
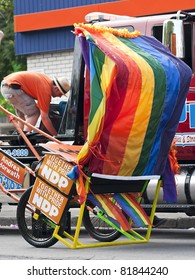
0,23,192,249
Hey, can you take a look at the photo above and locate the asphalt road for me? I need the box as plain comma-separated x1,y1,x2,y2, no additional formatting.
0,227,195,260
0,204,195,280
1,192,195,262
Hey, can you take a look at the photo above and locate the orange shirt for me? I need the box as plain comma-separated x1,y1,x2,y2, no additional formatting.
4,71,52,113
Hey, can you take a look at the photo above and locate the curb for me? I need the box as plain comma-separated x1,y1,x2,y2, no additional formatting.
1,216,195,231
159,217,195,229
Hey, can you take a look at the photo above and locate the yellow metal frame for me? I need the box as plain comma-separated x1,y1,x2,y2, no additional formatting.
51,177,162,249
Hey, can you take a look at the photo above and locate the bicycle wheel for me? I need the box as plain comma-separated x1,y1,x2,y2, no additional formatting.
17,187,61,248
82,201,122,242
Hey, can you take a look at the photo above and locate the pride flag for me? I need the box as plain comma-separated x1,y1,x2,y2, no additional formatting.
113,193,151,227
87,193,131,231
74,24,192,177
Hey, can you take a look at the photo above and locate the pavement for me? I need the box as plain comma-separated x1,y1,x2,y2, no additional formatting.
1,184,195,231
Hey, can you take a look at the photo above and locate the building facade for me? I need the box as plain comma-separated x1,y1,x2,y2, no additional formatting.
14,0,117,81
14,0,195,81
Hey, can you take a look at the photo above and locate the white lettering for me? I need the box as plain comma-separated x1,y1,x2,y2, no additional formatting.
41,199,51,213
49,170,60,185
58,177,69,189
31,193,43,208
49,205,59,217
41,165,52,180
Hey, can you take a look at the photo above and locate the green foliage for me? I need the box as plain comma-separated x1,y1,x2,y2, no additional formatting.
0,93,15,117
0,0,27,117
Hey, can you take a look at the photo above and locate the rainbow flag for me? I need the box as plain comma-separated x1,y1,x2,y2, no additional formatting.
87,193,131,231
75,24,192,177
113,193,151,227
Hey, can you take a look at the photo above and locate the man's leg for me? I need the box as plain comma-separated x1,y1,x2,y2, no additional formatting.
24,110,40,132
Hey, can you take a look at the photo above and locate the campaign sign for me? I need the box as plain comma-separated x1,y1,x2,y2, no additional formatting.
28,154,74,224
0,148,26,190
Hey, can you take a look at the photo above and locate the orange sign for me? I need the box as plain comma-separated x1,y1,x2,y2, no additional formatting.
29,154,74,224
0,149,26,189
40,142,82,163
29,178,68,224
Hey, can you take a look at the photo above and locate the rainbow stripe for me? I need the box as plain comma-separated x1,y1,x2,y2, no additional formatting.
87,193,131,231
114,193,151,227
75,25,192,177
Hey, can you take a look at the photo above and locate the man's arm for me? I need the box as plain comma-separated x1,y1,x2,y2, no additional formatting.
40,110,57,136
15,108,25,130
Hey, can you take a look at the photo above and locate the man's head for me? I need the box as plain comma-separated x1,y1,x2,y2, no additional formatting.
52,77,70,97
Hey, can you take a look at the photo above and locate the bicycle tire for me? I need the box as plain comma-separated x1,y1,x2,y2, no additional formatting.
82,201,121,242
17,187,60,248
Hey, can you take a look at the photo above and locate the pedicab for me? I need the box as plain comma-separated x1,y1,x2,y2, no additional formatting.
0,23,192,248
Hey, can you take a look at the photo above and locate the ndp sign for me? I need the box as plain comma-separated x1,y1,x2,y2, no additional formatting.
29,154,74,224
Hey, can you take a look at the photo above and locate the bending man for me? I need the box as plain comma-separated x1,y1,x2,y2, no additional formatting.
1,71,70,135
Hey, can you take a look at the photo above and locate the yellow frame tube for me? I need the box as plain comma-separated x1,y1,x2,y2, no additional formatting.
51,178,161,249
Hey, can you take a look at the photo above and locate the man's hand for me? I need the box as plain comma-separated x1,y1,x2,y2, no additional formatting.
40,110,57,136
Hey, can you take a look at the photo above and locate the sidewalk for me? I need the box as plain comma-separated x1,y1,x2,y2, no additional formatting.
1,203,195,230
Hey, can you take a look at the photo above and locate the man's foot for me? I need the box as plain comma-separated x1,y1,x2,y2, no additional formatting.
152,216,167,228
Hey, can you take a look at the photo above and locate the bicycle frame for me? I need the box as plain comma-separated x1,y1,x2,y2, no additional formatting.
0,105,162,248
